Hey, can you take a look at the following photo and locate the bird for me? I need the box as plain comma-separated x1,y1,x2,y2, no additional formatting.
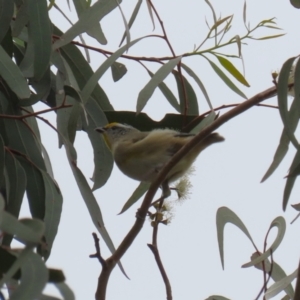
95,123,224,197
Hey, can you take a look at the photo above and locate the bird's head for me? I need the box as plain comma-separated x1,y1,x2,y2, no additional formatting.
95,123,139,150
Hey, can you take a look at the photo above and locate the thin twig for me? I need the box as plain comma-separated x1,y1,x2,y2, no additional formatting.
254,249,274,300
0,104,72,120
148,200,172,300
90,233,106,267
147,0,176,57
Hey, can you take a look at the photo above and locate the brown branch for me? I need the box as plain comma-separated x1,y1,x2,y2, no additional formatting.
183,97,278,132
147,200,172,300
95,85,278,299
148,0,176,57
90,233,106,267
0,104,72,120
254,249,274,300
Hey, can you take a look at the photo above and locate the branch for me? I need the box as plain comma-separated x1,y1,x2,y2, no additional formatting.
95,85,278,299
0,104,72,120
148,201,172,300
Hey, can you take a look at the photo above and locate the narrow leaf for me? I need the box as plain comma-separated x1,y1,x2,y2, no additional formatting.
216,207,255,269
28,0,52,79
181,63,213,110
10,251,48,300
62,138,127,277
40,172,63,260
277,57,299,149
173,70,199,115
261,97,300,182
265,269,297,300
211,16,233,31
190,111,216,134
119,182,150,214
119,0,142,46
0,0,14,43
117,1,131,50
137,57,182,113
147,70,180,112
253,34,285,40
215,55,250,86
207,58,247,99
283,148,300,210
53,0,122,50
0,45,30,99
242,217,286,268
81,36,148,104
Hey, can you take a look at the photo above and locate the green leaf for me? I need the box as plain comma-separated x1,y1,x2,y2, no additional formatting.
277,57,299,149
0,246,34,287
119,0,142,46
10,250,48,300
117,2,131,50
190,111,216,134
111,61,127,82
0,135,4,186
28,0,52,80
210,15,233,31
55,282,75,300
73,0,107,45
18,33,34,78
282,148,300,210
181,63,213,110
0,45,30,99
173,70,199,115
17,156,45,219
0,0,14,43
261,97,300,182
146,70,180,113
252,33,285,40
40,172,63,260
4,117,46,171
264,269,297,300
83,98,113,191
53,0,121,50
54,24,113,110
216,206,255,269
207,58,247,99
215,55,250,87
242,217,286,268
119,182,150,214
252,254,295,299
0,204,44,245
81,36,149,104
62,138,126,276
12,2,29,38
137,57,182,113
2,151,27,246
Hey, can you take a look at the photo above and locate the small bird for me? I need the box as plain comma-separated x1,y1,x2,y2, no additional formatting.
95,123,224,197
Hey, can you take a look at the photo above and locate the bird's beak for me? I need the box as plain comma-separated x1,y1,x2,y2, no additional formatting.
95,127,106,134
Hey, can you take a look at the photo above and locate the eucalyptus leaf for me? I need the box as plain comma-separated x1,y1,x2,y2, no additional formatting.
207,58,247,99
216,206,255,269
0,45,30,99
242,217,286,268
53,0,121,50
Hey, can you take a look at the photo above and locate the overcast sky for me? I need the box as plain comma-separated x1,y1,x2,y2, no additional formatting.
17,1,300,299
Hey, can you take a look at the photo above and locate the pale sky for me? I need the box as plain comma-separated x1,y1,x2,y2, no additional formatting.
17,1,300,299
